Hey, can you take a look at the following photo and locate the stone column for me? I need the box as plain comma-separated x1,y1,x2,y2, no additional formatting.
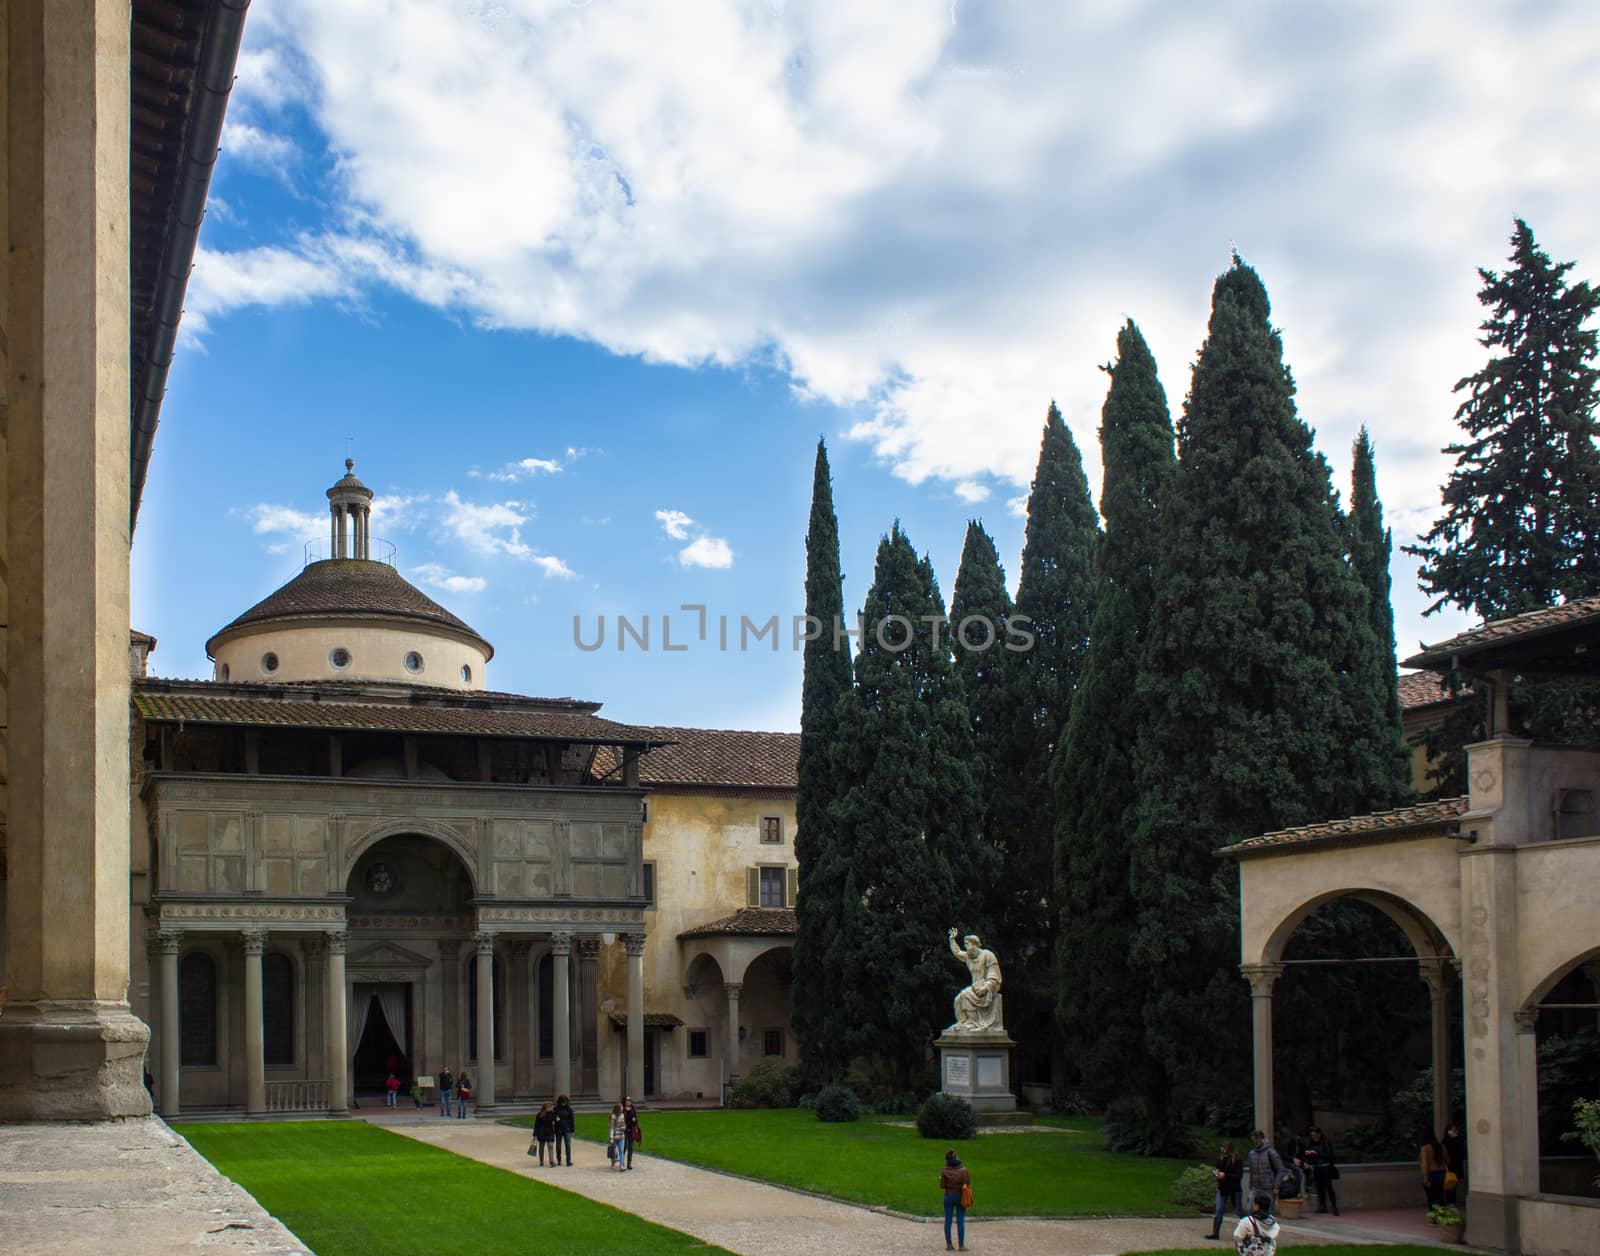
474,931,497,1109
624,934,647,1097
0,0,149,1122
1420,957,1456,1137
325,931,348,1114
439,939,463,1071
242,930,267,1115
1241,963,1282,1143
551,933,573,1098
578,937,600,1095
511,940,533,1100
157,930,183,1117
725,982,744,1084
304,936,325,1081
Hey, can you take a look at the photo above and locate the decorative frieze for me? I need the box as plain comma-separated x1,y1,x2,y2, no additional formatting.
158,902,347,925
476,905,642,926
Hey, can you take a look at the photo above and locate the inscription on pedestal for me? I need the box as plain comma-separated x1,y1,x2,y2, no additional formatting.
945,1055,970,1088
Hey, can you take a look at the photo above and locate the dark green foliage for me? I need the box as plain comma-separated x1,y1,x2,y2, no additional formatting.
729,1059,801,1109
829,525,994,1082
1102,1098,1196,1158
1007,404,1101,1078
1538,1029,1600,1154
814,1084,862,1123
793,439,855,1075
1408,219,1600,622
1054,321,1175,1111
1171,1165,1220,1211
1203,1099,1256,1139
1345,428,1412,808
1129,257,1398,1098
915,1092,978,1140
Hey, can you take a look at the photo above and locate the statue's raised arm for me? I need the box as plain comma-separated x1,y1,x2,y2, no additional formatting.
945,929,1004,1035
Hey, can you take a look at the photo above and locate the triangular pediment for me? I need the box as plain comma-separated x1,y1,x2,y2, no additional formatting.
348,940,433,968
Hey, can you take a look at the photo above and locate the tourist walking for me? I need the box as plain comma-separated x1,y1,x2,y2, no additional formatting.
384,1072,400,1107
437,1066,454,1117
608,1103,629,1171
1420,1133,1448,1207
554,1093,575,1166
1246,1130,1287,1216
939,1148,971,1252
532,1102,557,1166
1442,1121,1466,1203
1205,1141,1244,1240
456,1072,472,1118
622,1096,640,1170
1303,1125,1339,1215
410,1078,424,1109
1233,1192,1279,1255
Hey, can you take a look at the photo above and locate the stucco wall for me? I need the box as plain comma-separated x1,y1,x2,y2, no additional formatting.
1518,1195,1600,1256
1512,834,1600,1005
212,620,489,690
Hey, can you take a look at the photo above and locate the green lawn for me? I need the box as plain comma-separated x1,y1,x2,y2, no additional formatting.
510,1109,1193,1217
1133,1249,1446,1256
175,1122,728,1256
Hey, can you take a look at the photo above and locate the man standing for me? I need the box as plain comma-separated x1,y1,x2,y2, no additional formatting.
437,1066,454,1118
1246,1130,1286,1216
622,1095,640,1170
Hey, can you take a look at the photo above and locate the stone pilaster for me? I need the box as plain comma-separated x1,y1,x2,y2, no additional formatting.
473,931,497,1108
1240,963,1283,1140
325,930,348,1113
551,932,572,1099
624,933,646,1097
156,929,183,1117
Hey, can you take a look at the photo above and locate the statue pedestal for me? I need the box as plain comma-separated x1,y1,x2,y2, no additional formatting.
935,1031,1017,1112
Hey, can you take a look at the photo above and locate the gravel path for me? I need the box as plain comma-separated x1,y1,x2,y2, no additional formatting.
387,1117,1343,1255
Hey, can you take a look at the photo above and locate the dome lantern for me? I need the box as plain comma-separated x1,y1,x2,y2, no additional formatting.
327,458,375,560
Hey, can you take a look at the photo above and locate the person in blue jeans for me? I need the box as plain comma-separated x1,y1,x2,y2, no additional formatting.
939,1148,970,1251
456,1072,472,1118
437,1067,454,1117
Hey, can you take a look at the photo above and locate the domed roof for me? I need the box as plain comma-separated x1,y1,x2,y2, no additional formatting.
327,458,373,501
205,559,493,658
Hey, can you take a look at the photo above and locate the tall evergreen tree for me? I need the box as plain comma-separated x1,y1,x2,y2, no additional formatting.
1345,427,1411,808
950,520,1015,932
1052,321,1175,1109
791,439,854,1076
1404,220,1600,758
829,525,994,1084
1407,219,1600,621
1128,257,1394,1105
1005,404,1100,1079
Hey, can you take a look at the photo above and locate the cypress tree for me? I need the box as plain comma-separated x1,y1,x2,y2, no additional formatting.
1053,321,1175,1109
829,525,993,1084
950,519,1015,932
1128,257,1392,1104
1345,427,1411,808
1006,404,1100,1078
791,439,854,1077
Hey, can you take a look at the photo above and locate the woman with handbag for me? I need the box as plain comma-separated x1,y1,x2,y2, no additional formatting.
608,1103,629,1172
1303,1126,1339,1215
939,1148,971,1252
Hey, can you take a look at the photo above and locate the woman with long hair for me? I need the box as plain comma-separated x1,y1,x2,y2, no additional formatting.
1420,1133,1447,1207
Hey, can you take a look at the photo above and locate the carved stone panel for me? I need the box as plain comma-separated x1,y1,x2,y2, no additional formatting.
490,818,557,897
260,812,331,895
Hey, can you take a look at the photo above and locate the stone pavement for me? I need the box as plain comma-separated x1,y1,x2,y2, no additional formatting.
389,1116,1353,1255
0,1118,309,1256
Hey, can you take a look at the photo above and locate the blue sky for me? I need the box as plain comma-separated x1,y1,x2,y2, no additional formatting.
132,0,1600,731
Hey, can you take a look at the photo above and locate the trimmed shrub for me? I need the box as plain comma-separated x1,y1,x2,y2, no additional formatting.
728,1059,800,1109
814,1085,861,1123
916,1092,978,1140
1172,1164,1219,1211
1102,1098,1195,1158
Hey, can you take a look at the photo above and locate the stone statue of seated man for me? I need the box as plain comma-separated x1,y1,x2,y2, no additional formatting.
946,927,1003,1034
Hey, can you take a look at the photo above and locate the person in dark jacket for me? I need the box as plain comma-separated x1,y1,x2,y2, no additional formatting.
622,1096,640,1170
455,1071,472,1118
1246,1130,1286,1216
553,1093,575,1166
1442,1121,1466,1203
938,1148,971,1252
532,1102,557,1166
1302,1125,1339,1214
1206,1141,1244,1240
437,1067,454,1118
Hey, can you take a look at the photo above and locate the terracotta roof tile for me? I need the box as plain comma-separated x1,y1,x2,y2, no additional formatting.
1398,671,1454,711
206,560,491,656
595,727,798,789
1403,595,1600,670
1224,796,1470,858
677,907,798,940
132,689,665,744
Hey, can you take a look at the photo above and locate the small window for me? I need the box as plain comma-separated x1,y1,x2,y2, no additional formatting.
461,664,473,684
330,647,352,670
758,865,786,908
688,1028,709,1059
404,651,424,673
642,861,656,908
760,816,783,844
762,1027,784,1057
218,663,230,682
641,799,651,825
260,652,279,675
1557,788,1596,840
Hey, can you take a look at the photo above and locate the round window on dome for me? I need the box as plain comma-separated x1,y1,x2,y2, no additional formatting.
460,664,472,684
330,647,352,670
260,652,279,675
404,651,424,673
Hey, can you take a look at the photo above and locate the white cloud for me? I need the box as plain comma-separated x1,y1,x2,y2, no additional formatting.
411,563,487,595
474,451,587,481
193,0,1600,606
655,509,695,540
528,554,578,580
439,490,575,577
953,479,991,503
221,120,299,173
678,536,735,569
